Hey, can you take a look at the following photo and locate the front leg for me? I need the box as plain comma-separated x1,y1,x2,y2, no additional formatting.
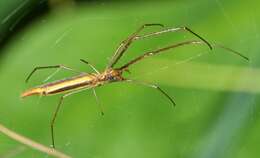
123,79,176,107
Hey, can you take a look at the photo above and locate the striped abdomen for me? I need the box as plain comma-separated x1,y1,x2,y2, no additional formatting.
21,73,97,98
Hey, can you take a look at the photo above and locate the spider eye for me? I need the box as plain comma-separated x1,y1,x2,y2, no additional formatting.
108,75,116,81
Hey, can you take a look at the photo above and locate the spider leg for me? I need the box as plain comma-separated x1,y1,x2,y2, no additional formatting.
212,43,249,61
119,40,249,70
25,65,80,83
80,59,100,74
92,88,104,116
124,79,176,107
107,23,164,68
107,24,212,68
119,40,204,70
134,26,212,50
50,87,91,148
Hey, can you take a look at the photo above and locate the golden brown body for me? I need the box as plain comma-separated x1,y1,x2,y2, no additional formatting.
21,69,123,98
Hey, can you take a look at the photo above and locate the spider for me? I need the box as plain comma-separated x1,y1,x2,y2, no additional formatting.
21,23,248,148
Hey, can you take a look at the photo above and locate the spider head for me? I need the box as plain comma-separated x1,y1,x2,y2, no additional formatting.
103,68,124,82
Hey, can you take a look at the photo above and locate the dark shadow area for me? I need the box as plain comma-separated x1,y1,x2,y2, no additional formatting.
0,1,49,54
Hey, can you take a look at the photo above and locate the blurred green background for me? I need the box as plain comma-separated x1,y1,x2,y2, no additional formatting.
0,0,259,157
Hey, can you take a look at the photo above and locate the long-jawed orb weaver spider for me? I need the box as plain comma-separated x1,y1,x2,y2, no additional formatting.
21,23,248,148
